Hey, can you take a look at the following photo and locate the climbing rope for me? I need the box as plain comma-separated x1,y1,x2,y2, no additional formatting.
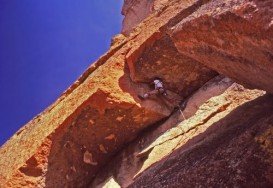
178,107,186,120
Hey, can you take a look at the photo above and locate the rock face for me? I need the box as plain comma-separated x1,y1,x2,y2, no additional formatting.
121,0,170,35
170,0,273,93
130,89,273,187
122,0,192,35
92,80,273,187
1,0,273,187
121,0,153,35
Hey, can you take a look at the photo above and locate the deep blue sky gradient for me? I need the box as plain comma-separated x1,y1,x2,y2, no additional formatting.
0,1,123,145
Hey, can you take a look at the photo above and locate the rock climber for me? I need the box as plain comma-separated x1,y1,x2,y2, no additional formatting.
139,77,167,99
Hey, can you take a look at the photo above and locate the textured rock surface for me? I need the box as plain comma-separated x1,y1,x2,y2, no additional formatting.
1,0,273,187
92,80,273,188
171,0,273,93
130,88,273,187
122,0,154,35
129,34,217,98
92,76,235,187
121,0,170,35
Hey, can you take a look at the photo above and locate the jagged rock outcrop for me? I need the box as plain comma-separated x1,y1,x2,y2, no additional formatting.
0,0,273,187
170,0,273,93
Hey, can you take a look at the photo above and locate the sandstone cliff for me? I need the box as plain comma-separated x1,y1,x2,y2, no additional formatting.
0,0,273,187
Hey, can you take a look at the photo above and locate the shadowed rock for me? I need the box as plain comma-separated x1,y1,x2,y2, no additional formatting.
1,0,273,187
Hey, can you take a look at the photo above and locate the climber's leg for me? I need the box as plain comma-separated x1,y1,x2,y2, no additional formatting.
139,88,167,100
144,90,158,98
150,89,160,95
158,88,167,96
138,90,159,100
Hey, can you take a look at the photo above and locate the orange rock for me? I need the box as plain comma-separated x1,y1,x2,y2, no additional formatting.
170,0,273,93
1,0,273,187
105,134,116,141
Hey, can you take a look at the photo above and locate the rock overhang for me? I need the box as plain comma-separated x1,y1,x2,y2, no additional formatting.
0,0,273,187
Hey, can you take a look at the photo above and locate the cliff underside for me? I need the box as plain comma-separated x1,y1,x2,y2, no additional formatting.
0,0,273,187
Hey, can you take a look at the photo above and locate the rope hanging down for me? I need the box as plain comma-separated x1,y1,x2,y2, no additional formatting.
179,107,186,120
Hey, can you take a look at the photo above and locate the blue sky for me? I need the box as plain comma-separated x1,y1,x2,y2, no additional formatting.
0,1,123,145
